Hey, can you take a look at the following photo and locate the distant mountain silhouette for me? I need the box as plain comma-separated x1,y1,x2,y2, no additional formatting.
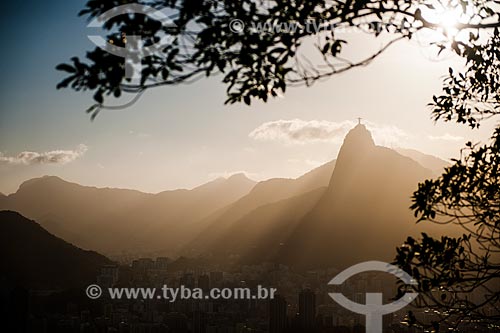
199,125,459,270
184,160,336,254
396,148,449,175
0,127,453,269
0,175,256,255
0,211,111,289
206,188,327,264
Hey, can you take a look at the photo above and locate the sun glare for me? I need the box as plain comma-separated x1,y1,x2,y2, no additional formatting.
440,8,461,30
419,1,476,41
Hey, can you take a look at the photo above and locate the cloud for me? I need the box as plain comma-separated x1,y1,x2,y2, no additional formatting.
428,133,464,142
249,119,408,146
0,144,88,165
249,119,352,144
368,124,409,147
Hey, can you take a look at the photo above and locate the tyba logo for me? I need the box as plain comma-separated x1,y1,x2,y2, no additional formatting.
328,261,418,333
87,4,176,81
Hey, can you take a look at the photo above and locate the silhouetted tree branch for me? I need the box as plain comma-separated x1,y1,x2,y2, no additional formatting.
56,0,499,118
395,31,500,332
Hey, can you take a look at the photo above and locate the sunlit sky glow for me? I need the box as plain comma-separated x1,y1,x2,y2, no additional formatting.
0,0,496,194
419,0,479,40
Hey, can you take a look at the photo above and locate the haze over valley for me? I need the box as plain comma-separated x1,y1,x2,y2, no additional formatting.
0,125,458,270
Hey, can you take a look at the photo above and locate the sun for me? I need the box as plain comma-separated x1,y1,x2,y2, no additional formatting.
419,1,476,40
439,8,461,31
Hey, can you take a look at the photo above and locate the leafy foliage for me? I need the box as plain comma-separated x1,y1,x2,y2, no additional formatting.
430,31,500,128
396,127,500,330
395,30,500,333
57,0,499,116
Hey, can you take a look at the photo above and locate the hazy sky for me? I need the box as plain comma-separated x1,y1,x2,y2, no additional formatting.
0,0,496,194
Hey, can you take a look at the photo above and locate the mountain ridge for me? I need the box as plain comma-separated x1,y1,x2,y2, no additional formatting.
0,127,453,268
272,124,460,269
197,124,459,270
0,210,111,289
0,174,257,256
184,159,336,254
